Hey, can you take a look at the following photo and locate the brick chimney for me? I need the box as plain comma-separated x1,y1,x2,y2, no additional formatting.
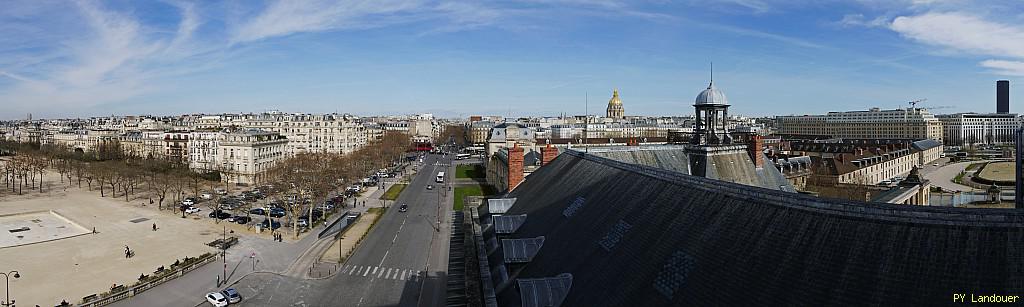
508,144,525,191
747,135,764,167
541,143,558,166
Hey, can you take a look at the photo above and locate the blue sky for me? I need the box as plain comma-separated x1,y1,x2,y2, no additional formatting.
2,0,1024,120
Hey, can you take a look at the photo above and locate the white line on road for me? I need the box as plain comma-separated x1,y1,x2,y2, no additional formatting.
349,265,358,275
363,267,371,276
377,268,385,278
373,266,379,274
385,268,393,278
399,270,407,280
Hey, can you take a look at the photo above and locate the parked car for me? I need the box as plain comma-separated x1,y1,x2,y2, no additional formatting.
185,207,201,214
181,198,195,206
209,210,231,219
260,219,281,230
233,216,251,224
399,204,408,212
269,209,286,218
205,292,228,307
214,188,227,195
297,218,309,228
201,193,213,200
222,288,242,304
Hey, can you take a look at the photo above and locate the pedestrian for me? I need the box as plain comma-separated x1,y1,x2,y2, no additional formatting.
152,223,157,231
125,245,130,258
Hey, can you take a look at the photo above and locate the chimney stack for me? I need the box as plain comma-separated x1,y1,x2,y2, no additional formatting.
508,144,525,191
541,143,559,166
747,135,764,167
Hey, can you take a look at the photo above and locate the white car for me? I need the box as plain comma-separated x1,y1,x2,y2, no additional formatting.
201,193,213,200
205,292,228,307
182,199,195,206
185,207,201,214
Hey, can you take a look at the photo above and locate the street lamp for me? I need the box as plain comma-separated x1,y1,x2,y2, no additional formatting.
1,270,20,307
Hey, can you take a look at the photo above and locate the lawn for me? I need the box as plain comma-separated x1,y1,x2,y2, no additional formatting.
382,184,407,200
455,164,484,179
453,184,497,211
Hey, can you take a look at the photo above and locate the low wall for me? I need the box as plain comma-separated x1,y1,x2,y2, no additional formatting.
79,253,217,307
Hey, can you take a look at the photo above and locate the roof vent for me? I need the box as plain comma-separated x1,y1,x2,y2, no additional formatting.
488,198,518,214
517,273,573,307
495,214,528,234
503,236,545,263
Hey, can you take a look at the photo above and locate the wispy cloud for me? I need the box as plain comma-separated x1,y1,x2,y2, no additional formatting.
230,0,423,43
888,11,1024,76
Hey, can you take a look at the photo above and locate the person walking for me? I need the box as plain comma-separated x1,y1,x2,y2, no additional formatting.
152,223,157,231
125,245,130,259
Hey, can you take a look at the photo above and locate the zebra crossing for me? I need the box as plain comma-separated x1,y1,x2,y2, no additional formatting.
433,161,450,167
340,264,424,281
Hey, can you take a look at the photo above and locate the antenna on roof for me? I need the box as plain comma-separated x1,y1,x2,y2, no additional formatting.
585,92,589,153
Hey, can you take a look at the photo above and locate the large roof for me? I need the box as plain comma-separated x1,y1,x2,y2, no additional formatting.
490,150,1024,306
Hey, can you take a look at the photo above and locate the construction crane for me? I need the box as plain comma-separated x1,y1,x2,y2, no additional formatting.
908,98,927,108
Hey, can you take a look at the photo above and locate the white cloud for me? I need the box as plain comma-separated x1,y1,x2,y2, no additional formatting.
839,13,889,28
230,0,423,43
889,12,1024,76
890,12,1024,58
980,60,1024,76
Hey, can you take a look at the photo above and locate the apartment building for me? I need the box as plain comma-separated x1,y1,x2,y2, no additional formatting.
777,107,943,142
219,129,288,185
936,113,1020,146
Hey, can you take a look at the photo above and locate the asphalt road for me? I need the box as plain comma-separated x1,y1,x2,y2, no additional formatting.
236,154,453,307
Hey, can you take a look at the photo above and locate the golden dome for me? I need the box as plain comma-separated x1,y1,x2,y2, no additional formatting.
608,89,622,106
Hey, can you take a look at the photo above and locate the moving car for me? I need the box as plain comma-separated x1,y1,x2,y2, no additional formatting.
205,292,228,307
399,204,408,212
426,185,433,190
221,288,242,304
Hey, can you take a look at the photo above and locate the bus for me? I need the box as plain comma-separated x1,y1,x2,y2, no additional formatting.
436,172,445,183
455,153,471,160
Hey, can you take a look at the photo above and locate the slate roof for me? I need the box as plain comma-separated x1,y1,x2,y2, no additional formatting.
583,145,794,191
491,150,1024,306
911,139,942,151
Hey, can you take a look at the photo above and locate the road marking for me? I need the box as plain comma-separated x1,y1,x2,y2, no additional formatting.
363,267,371,276
373,266,378,274
399,270,407,280
385,268,393,278
377,269,385,278
348,265,357,275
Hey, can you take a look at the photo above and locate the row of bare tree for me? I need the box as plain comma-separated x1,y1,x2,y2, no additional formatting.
1,131,411,238
264,131,410,237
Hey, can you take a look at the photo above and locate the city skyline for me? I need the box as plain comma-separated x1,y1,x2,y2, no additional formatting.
2,0,1024,120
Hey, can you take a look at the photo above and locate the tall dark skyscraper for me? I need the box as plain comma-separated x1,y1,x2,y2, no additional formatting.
997,80,1009,114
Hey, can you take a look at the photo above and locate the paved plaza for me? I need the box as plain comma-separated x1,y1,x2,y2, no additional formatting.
0,173,221,306
0,210,90,248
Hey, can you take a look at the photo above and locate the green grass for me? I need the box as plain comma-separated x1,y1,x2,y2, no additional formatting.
453,184,497,211
953,171,965,184
965,162,987,171
455,164,484,179
382,184,407,200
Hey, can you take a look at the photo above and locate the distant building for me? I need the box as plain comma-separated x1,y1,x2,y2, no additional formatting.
776,107,943,142
936,113,1019,146
605,89,624,119
998,80,1010,114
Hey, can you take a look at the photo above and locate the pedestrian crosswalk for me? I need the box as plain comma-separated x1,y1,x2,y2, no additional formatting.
433,162,450,167
340,264,424,281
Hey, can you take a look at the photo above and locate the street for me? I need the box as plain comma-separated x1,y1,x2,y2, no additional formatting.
233,153,453,307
